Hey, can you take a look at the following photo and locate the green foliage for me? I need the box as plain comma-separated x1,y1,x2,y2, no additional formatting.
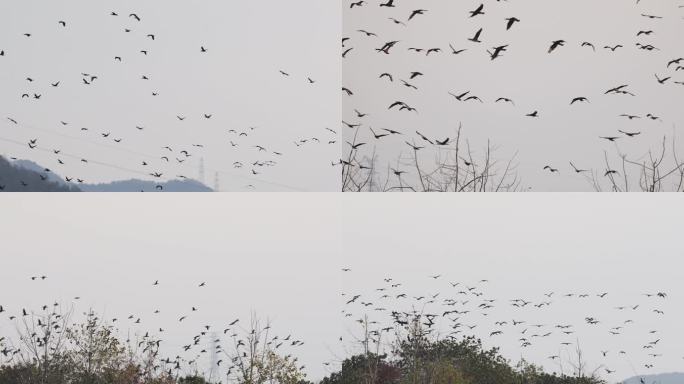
252,350,308,384
320,354,401,384
0,312,173,384
396,336,515,384
322,334,605,384
0,312,310,384
178,375,212,384
1,310,607,384
399,358,468,384
514,361,605,384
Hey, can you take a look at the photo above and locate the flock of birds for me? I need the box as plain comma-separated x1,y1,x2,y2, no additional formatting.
0,269,678,383
339,268,677,380
4,3,682,190
0,276,307,382
1,7,336,191
342,0,684,186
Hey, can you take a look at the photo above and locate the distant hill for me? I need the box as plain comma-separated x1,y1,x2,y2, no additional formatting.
0,156,79,192
622,373,684,384
79,178,212,192
1,156,212,192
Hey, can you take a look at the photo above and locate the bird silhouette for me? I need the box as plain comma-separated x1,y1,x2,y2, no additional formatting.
548,40,566,53
468,28,483,43
505,17,520,30
570,97,588,105
469,4,485,18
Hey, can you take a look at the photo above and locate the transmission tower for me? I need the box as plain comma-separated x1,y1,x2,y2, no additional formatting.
209,331,218,381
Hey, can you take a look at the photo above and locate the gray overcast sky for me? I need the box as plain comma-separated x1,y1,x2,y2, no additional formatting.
1,195,683,383
0,0,340,191
341,194,684,381
343,0,684,191
0,195,344,381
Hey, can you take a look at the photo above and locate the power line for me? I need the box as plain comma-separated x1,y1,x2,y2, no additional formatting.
1,118,310,191
0,135,154,180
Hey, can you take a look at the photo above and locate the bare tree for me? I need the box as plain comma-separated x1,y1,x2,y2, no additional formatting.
222,314,306,384
14,305,73,384
3,307,174,384
342,125,522,192
590,135,684,192
565,341,603,381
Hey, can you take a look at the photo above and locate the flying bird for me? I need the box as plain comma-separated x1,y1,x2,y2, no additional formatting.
469,4,485,18
505,17,520,30
548,40,566,53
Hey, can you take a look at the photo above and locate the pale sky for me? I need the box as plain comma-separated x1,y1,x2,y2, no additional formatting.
343,0,684,191
341,194,684,381
1,194,682,383
0,0,340,191
0,195,343,381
